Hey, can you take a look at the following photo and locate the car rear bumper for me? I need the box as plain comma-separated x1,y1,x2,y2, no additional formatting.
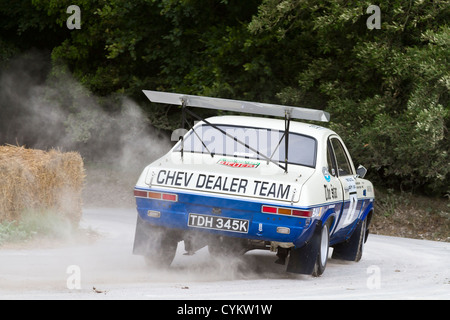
135,187,318,247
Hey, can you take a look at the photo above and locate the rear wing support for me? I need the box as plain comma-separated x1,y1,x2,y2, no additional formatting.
284,111,291,173
143,90,330,173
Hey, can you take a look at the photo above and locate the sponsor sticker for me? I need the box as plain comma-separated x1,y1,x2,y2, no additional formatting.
155,169,292,201
217,158,260,168
322,167,331,182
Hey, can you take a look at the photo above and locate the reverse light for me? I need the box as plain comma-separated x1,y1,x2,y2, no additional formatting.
134,189,178,202
262,205,312,218
277,227,291,234
147,210,161,218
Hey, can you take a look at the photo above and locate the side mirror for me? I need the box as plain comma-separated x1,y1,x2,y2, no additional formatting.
356,165,367,179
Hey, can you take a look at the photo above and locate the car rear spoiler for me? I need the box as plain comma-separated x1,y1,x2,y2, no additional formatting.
143,90,330,122
143,90,330,173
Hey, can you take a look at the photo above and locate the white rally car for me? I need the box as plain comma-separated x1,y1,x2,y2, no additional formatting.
133,91,375,276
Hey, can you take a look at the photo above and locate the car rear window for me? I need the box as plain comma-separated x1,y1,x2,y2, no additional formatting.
174,124,317,168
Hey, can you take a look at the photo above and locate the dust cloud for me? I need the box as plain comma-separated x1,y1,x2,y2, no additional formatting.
0,52,284,291
0,51,172,208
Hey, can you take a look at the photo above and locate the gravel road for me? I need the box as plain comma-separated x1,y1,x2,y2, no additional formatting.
0,207,449,300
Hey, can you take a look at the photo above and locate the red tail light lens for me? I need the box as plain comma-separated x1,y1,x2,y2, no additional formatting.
134,190,148,198
292,209,312,218
162,193,178,201
262,205,277,214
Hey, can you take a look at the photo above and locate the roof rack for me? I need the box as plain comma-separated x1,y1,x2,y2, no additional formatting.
143,90,330,122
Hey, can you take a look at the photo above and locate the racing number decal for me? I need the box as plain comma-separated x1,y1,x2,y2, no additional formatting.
345,192,358,225
343,177,358,226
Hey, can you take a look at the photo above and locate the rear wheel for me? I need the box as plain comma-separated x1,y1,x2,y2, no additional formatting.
312,222,330,277
332,218,366,262
286,220,330,276
144,238,178,268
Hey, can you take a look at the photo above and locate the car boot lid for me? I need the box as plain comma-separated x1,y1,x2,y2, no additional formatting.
135,152,315,204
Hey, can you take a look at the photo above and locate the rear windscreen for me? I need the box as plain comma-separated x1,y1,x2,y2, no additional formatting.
174,124,317,168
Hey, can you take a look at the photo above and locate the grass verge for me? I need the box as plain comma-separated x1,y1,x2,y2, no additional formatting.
0,209,97,248
372,188,450,242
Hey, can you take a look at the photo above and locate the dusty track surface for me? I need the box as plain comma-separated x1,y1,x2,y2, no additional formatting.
0,208,449,299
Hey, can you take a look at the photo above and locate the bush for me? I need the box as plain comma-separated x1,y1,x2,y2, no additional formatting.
0,209,78,246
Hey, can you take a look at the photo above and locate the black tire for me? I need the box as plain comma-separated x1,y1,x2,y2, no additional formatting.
144,239,178,268
311,222,330,277
286,220,330,276
332,218,366,262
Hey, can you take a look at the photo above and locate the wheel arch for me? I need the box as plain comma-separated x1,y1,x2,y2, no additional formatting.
321,207,337,234
363,208,374,243
365,208,374,228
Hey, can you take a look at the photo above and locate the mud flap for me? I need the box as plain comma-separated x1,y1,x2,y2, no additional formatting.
133,215,155,255
132,214,180,256
286,221,322,275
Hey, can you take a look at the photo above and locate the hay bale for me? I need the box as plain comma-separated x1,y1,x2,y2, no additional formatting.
0,145,85,225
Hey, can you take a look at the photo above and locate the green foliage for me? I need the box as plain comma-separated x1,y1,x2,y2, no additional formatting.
0,220,30,245
0,0,448,195
248,0,449,195
0,209,75,246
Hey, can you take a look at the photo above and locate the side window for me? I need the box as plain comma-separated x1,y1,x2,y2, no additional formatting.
330,138,353,176
327,142,337,177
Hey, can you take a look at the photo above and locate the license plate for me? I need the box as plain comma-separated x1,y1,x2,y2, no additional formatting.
188,213,249,233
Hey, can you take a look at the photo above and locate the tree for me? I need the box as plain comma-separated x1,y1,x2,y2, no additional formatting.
1,0,448,194
248,0,449,194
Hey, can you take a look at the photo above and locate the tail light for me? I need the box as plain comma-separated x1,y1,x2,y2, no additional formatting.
133,190,148,198
134,189,178,202
162,193,177,201
292,209,313,218
262,205,312,218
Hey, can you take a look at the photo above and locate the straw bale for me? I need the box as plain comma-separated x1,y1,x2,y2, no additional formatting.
0,145,85,225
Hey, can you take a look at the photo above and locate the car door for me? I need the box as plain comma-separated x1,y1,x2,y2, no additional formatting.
328,136,359,234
